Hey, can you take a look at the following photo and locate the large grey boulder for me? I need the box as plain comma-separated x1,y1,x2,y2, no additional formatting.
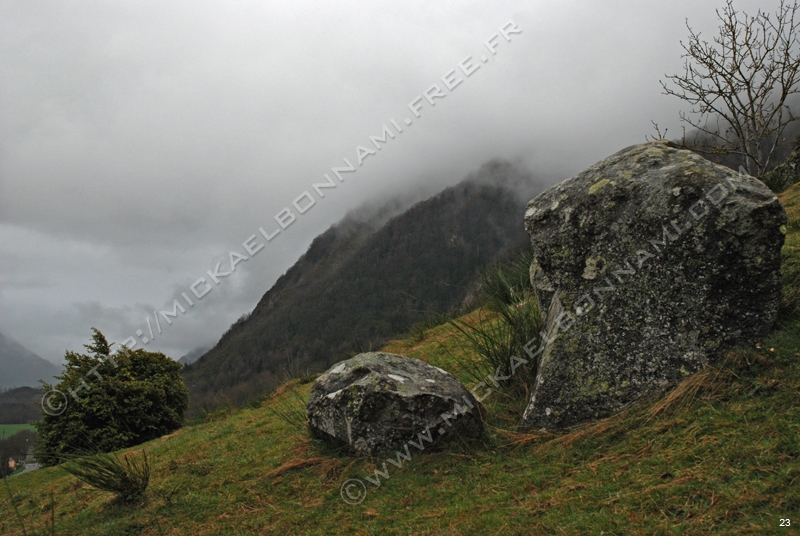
307,352,483,456
521,141,786,430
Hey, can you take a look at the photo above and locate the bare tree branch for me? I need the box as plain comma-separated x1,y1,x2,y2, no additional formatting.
659,0,800,175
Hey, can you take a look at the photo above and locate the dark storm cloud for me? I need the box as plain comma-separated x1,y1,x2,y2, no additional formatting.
0,0,769,362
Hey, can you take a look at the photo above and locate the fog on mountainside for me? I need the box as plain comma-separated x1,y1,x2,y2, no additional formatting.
182,160,544,413
177,346,212,366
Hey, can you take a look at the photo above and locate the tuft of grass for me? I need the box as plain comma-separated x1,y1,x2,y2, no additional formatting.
449,298,541,394
478,248,535,312
784,184,800,232
62,450,151,504
448,248,542,399
265,379,311,436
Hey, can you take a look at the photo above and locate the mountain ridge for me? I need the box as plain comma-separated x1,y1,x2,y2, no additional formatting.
0,332,61,390
182,159,544,413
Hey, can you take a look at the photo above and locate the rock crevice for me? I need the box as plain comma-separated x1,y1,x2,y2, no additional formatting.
307,352,483,456
521,141,786,430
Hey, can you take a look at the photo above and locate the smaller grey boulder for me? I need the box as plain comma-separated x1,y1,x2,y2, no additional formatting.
307,352,483,456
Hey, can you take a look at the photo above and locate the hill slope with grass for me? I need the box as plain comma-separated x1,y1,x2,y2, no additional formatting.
3,185,798,535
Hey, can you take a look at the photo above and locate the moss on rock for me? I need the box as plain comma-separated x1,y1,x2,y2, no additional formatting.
521,141,786,430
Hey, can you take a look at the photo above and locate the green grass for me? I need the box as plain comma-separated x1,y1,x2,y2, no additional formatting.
62,450,151,505
2,185,799,535
0,424,36,439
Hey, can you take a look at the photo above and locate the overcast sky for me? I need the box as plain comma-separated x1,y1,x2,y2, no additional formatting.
0,0,772,365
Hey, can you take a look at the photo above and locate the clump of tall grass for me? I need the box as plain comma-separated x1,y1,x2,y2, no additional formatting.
63,450,151,504
266,380,310,435
477,249,536,312
449,248,542,398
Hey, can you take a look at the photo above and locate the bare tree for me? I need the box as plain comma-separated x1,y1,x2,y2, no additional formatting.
660,0,800,176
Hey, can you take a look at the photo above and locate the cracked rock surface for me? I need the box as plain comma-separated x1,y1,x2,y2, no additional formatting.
521,141,786,430
307,352,483,456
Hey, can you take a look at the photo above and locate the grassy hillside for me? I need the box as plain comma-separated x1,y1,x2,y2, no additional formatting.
3,185,799,535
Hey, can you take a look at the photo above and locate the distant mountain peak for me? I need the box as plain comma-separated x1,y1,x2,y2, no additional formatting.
178,346,211,366
0,331,61,389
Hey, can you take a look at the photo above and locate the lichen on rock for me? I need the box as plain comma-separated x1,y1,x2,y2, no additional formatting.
521,140,786,430
307,352,483,456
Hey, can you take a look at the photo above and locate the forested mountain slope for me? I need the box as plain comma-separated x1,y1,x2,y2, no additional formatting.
182,160,542,412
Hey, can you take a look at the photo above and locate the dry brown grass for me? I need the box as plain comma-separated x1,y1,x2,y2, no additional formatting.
540,408,636,451
261,437,346,481
523,358,730,453
647,367,718,419
493,427,553,452
263,457,328,479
